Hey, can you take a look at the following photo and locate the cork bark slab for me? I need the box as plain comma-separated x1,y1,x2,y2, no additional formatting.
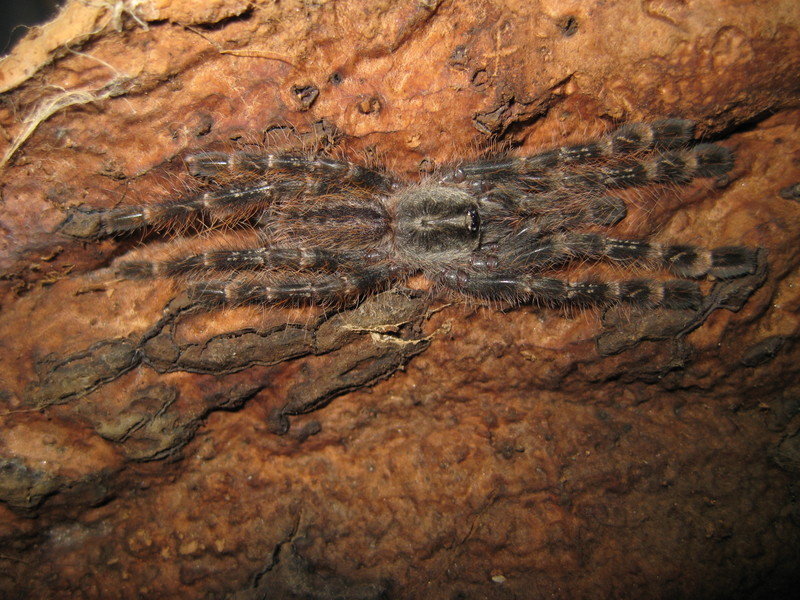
0,1,799,598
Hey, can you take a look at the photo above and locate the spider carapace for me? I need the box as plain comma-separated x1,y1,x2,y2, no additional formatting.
60,119,757,311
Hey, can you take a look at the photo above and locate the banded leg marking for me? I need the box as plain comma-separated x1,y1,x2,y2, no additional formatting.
187,152,396,194
481,233,757,279
441,270,702,310
119,247,371,279
448,144,733,194
440,119,699,186
187,265,403,307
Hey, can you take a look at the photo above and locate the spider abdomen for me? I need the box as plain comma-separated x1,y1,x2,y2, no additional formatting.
266,197,391,249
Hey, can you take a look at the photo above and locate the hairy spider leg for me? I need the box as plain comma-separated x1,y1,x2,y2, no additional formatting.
118,192,392,279
60,178,311,238
480,190,628,239
60,153,396,239
119,247,372,279
477,143,731,242
187,152,397,194
187,264,405,307
440,119,698,186
440,269,703,310
475,144,733,195
478,232,757,279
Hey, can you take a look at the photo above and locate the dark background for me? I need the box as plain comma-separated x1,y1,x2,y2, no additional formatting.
1,0,60,54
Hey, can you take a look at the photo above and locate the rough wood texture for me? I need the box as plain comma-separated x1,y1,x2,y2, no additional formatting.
1,0,799,598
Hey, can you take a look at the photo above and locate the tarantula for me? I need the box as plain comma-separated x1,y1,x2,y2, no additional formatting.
60,119,756,311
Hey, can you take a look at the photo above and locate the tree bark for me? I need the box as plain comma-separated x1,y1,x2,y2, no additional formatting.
0,0,799,597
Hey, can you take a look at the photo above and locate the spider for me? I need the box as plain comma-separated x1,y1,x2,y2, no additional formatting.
59,119,757,312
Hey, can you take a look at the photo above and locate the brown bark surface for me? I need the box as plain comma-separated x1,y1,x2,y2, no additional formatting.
0,0,799,598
